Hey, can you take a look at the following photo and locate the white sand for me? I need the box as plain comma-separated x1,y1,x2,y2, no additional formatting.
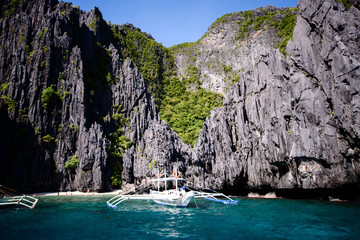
30,183,137,197
31,189,122,197
248,192,278,199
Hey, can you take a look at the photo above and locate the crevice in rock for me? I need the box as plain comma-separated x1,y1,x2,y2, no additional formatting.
293,156,331,169
270,161,290,178
337,65,360,78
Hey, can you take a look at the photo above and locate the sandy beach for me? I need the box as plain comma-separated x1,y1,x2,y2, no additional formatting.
31,189,122,197
30,183,137,197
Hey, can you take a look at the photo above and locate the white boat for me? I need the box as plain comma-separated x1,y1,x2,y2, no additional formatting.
0,185,38,209
106,171,238,208
150,174,195,207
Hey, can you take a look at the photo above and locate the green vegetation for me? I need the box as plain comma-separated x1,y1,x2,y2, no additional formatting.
231,74,241,85
159,75,223,147
169,41,201,66
149,160,156,171
183,65,201,87
41,85,61,110
236,8,298,56
237,10,254,41
0,95,16,112
277,12,297,56
35,127,41,135
338,0,360,10
110,167,122,188
106,72,114,85
42,134,54,143
111,25,223,146
37,27,48,40
89,19,96,30
218,14,228,24
57,125,62,133
89,16,100,30
64,155,79,169
112,25,175,107
253,10,279,31
0,83,10,93
69,123,79,132
58,72,63,81
0,83,16,112
108,108,134,188
29,50,35,58
223,65,232,74
337,0,351,10
211,13,233,28
170,41,197,51
20,32,25,44
3,0,21,17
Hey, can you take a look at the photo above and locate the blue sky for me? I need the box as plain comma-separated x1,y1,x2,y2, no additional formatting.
70,0,298,47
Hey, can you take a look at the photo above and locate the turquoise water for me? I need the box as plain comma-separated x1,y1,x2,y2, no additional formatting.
0,196,360,239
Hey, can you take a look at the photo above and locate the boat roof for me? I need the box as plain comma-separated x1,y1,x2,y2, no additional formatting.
151,177,185,182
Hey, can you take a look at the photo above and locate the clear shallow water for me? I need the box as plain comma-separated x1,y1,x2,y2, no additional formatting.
0,196,359,240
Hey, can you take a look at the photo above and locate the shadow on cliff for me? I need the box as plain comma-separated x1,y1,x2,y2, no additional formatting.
275,184,360,201
0,108,61,193
221,169,360,200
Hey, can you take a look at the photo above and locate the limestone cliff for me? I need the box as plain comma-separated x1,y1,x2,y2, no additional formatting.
0,0,177,192
180,0,360,197
0,0,359,198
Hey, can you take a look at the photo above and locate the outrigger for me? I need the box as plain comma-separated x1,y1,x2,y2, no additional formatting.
0,185,38,209
107,171,238,208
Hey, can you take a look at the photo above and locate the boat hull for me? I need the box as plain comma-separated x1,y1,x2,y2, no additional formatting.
151,190,195,207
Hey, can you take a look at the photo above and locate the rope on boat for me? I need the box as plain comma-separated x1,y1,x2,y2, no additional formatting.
0,189,10,197
0,185,20,196
194,197,199,208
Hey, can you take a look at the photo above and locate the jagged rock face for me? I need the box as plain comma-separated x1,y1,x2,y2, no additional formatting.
116,55,191,185
289,0,360,186
188,0,360,193
0,0,186,192
173,5,296,95
0,0,136,191
122,120,191,184
0,0,359,196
